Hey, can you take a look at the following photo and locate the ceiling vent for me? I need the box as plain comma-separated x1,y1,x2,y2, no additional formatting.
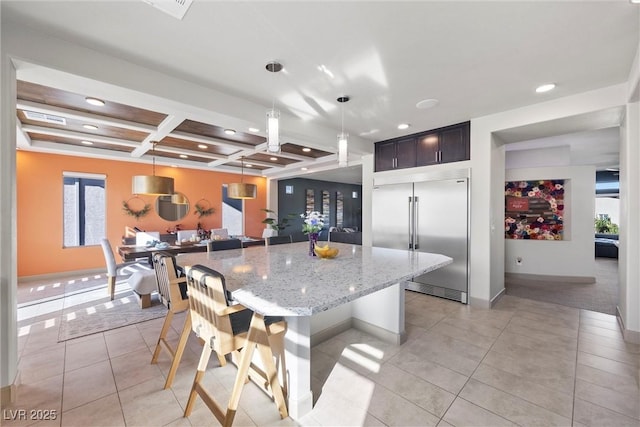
23,110,66,126
141,0,194,20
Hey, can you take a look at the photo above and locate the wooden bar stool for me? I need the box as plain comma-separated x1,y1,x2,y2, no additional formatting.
150,252,191,389
183,265,288,426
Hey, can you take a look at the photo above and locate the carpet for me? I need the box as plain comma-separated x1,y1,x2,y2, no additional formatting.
505,257,619,315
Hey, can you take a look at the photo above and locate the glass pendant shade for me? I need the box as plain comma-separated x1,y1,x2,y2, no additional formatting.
267,108,280,153
336,95,350,168
132,175,174,195
338,132,348,167
228,182,257,199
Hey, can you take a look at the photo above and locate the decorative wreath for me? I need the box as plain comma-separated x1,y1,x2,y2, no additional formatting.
122,197,151,220
194,198,215,218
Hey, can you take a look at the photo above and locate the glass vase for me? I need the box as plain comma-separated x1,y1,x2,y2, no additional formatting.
308,232,319,256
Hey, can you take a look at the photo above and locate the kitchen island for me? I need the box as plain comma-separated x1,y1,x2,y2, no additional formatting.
177,242,451,419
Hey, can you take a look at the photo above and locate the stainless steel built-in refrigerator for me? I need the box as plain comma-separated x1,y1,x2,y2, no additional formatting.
372,177,469,303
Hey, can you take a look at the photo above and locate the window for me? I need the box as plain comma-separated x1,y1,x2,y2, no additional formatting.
222,184,243,236
63,172,106,247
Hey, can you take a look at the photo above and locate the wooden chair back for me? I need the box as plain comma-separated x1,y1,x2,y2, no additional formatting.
185,264,249,356
152,252,188,312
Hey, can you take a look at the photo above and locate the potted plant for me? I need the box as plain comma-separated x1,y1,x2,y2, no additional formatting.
261,209,296,236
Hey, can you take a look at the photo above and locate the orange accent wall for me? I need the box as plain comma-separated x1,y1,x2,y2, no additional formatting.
16,151,267,277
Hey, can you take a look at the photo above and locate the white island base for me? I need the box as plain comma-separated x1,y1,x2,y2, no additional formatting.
177,243,451,420
286,282,406,418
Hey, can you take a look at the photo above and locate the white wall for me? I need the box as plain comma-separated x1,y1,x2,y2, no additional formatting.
504,166,596,278
0,16,18,398
595,197,620,226
472,84,627,307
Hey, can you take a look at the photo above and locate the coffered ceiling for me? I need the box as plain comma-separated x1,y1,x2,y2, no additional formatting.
16,80,334,176
4,1,638,183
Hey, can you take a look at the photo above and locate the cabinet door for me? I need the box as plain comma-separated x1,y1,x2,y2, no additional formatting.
416,133,440,166
395,138,417,169
440,123,470,163
375,141,396,171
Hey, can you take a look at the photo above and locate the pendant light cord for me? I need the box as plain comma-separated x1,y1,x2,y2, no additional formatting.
151,141,157,176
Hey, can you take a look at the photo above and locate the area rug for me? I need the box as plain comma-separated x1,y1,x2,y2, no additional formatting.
57,288,167,342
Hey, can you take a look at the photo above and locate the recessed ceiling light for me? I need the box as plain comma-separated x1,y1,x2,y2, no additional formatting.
270,157,278,161
85,97,105,106
416,99,439,109
81,140,93,145
302,147,311,152
224,129,236,135
180,154,188,159
535,83,556,93
246,163,253,168
249,127,260,133
198,144,208,149
301,167,308,171
398,123,410,130
82,124,98,130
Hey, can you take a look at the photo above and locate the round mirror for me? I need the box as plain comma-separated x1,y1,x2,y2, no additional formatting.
156,192,189,221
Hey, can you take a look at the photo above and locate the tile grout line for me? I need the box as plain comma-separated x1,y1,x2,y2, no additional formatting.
441,306,519,425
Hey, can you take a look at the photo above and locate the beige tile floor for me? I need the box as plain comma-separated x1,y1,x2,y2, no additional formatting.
3,281,639,426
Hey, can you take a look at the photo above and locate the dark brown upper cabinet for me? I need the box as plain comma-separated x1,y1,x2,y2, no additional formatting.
375,121,470,172
375,137,417,171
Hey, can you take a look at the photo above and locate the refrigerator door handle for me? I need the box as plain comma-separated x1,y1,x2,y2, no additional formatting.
414,196,419,250
408,196,413,249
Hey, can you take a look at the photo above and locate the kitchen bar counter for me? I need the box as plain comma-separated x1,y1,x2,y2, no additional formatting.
177,242,451,419
177,242,451,316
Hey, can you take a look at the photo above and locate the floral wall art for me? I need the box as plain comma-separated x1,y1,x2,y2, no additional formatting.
505,180,564,240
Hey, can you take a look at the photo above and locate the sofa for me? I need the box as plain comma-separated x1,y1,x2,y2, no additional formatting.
329,227,362,245
595,233,619,258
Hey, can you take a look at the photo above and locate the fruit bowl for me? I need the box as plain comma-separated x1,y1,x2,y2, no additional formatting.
314,244,339,259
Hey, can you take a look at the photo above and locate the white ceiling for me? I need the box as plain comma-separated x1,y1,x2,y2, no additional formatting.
3,1,637,182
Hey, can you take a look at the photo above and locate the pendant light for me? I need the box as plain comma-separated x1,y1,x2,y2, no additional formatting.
266,61,283,153
171,193,188,204
228,157,257,199
132,141,175,195
337,96,350,167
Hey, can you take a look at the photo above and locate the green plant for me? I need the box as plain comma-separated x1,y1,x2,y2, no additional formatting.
194,203,215,218
261,209,296,231
122,199,151,220
594,217,618,234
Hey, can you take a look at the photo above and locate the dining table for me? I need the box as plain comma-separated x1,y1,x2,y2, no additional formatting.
116,237,265,262
176,241,451,419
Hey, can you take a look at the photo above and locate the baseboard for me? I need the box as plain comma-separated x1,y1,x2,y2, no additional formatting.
469,296,490,309
490,288,506,308
352,317,405,345
310,318,352,347
616,306,640,344
1,370,20,406
505,272,596,284
19,268,105,283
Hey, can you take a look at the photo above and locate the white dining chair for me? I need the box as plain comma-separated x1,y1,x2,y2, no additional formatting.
100,238,157,307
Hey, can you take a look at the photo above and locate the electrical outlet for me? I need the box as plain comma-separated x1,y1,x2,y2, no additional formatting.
515,256,523,266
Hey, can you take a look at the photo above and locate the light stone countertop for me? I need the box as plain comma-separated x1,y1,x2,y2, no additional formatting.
177,242,452,316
